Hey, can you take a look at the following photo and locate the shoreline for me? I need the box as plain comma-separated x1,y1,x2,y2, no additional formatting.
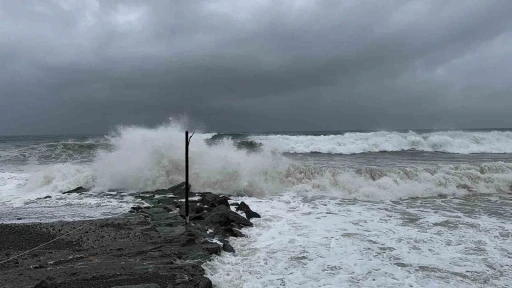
0,183,259,288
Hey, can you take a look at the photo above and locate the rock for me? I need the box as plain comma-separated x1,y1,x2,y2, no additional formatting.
185,225,210,238
211,226,245,238
228,211,253,227
33,277,57,288
167,182,191,198
236,201,261,220
236,201,251,212
48,255,86,266
204,206,231,226
141,207,169,221
222,242,235,253
199,192,230,208
201,242,222,255
179,204,205,220
156,226,186,238
357,167,385,181
196,276,213,288
242,210,261,220
62,186,89,194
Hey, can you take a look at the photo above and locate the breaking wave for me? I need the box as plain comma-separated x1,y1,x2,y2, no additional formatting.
247,130,512,154
19,121,512,201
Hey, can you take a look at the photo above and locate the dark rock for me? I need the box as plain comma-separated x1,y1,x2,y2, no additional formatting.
236,201,261,220
222,242,235,253
357,167,386,181
167,182,191,198
156,226,186,238
201,242,222,255
228,211,253,227
204,206,231,227
162,204,178,212
236,201,251,212
33,277,57,288
242,210,261,220
48,255,86,266
232,228,245,238
199,192,230,208
457,184,476,192
204,205,253,227
230,202,239,207
211,226,245,238
141,207,169,221
62,186,89,194
185,225,210,239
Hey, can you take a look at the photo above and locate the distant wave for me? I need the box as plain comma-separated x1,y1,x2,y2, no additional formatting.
245,131,512,154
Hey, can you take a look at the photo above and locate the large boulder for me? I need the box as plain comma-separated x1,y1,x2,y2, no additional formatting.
167,182,191,198
235,201,261,220
204,205,253,227
228,210,253,227
33,277,57,288
62,186,89,194
204,206,231,226
198,192,230,208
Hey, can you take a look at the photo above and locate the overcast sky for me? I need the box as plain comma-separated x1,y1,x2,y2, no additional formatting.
1,0,511,135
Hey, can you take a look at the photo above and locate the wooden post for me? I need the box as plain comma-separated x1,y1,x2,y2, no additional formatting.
185,131,189,224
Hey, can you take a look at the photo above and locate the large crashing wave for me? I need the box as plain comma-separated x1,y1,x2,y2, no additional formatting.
20,123,512,201
249,130,512,154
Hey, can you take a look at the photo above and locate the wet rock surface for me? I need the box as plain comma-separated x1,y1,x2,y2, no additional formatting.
0,183,256,288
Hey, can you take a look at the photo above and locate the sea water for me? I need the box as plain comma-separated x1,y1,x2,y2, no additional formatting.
1,121,511,286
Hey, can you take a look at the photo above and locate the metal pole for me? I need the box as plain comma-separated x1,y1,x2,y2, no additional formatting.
185,131,189,224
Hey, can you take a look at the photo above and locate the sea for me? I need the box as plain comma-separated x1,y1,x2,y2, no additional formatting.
1,121,512,287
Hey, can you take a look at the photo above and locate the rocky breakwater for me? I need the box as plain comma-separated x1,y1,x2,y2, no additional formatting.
0,183,260,288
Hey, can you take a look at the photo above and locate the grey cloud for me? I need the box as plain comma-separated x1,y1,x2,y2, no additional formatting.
1,0,512,135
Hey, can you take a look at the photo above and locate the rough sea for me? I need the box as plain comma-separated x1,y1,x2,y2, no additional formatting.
1,122,512,287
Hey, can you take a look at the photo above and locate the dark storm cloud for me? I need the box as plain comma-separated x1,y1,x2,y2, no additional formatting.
1,0,512,134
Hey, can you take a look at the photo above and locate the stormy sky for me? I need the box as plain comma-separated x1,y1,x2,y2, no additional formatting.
1,0,512,135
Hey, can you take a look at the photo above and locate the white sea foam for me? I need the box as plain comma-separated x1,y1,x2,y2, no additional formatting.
204,194,512,287
250,130,512,154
